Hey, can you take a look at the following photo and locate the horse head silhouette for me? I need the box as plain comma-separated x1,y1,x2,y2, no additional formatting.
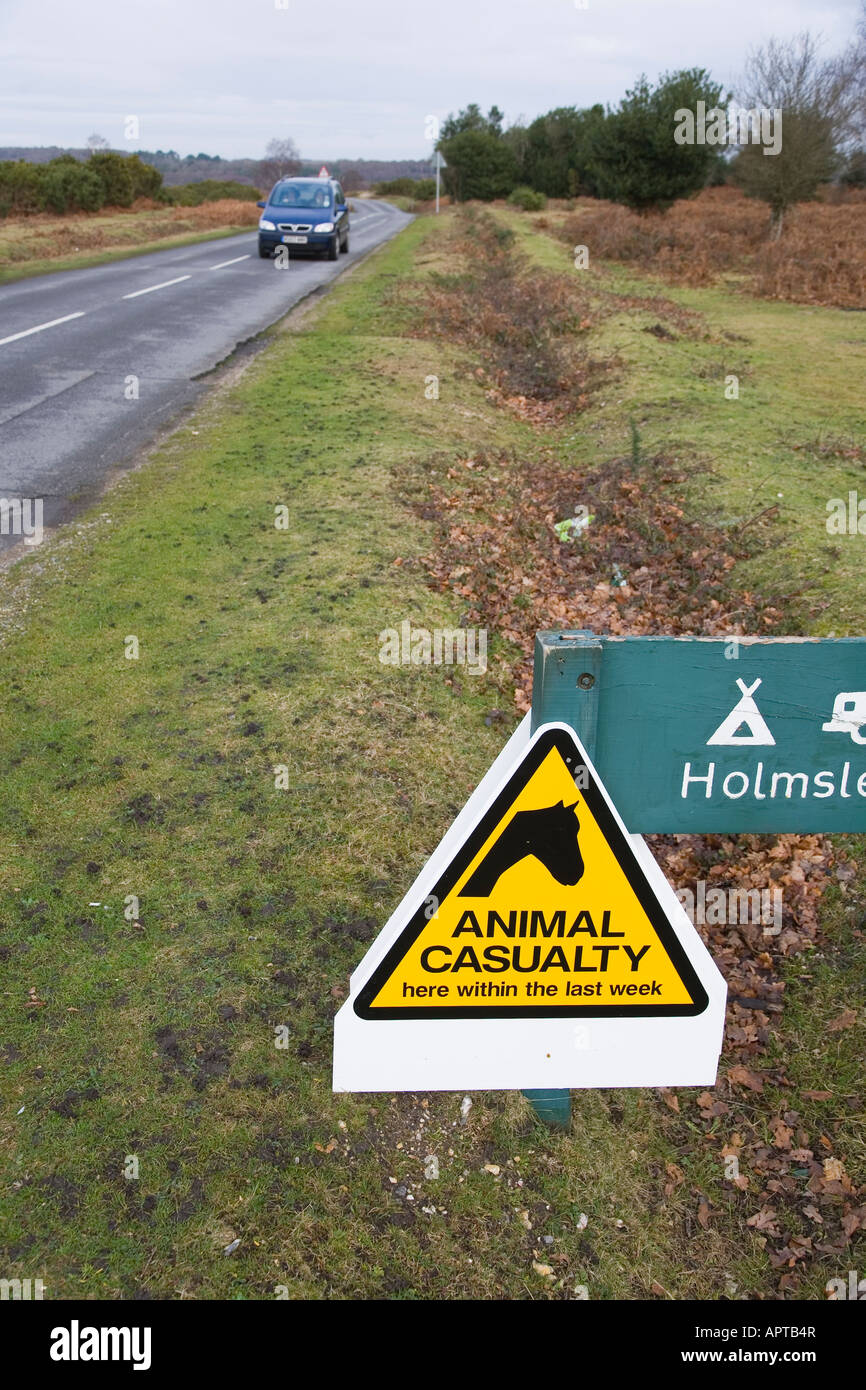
459,800,584,897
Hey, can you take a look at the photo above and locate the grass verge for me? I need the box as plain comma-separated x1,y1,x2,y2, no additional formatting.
0,202,260,285
494,204,866,633
0,210,862,1301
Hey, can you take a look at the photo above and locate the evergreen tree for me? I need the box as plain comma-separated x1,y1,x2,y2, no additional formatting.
589,69,726,212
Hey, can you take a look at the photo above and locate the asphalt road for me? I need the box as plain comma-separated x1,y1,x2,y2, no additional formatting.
0,199,411,554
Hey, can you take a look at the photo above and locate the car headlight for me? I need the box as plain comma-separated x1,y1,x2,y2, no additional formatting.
259,218,276,231
313,221,334,233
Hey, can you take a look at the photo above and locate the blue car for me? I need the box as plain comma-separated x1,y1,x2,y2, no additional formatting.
257,177,350,260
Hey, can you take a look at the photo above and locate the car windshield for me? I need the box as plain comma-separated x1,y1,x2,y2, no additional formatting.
271,183,332,208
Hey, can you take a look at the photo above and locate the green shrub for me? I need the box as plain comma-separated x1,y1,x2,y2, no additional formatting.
439,130,519,202
0,160,42,215
164,179,261,205
372,177,437,200
507,185,547,210
40,164,104,213
87,151,135,207
0,151,166,217
125,154,164,200
588,69,727,213
70,166,106,212
39,170,71,214
373,176,418,197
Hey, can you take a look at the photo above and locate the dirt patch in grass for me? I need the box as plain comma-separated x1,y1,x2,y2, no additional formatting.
408,443,780,706
394,207,615,421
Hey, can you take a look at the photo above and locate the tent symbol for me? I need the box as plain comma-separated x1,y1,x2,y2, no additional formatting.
707,678,776,747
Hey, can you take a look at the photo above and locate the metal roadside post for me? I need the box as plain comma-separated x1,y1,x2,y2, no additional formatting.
433,150,446,214
523,630,603,1130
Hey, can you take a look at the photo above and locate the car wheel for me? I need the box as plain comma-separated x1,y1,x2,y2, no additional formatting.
258,245,271,258
328,234,339,261
340,232,349,254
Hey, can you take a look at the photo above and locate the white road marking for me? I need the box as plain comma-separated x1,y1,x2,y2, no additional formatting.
0,311,86,347
209,255,251,270
122,275,191,300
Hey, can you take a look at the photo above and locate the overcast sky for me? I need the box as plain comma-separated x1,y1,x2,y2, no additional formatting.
1,0,861,160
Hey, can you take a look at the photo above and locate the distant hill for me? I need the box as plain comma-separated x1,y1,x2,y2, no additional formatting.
0,148,435,190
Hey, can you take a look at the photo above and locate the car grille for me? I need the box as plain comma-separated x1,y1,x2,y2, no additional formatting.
277,222,312,232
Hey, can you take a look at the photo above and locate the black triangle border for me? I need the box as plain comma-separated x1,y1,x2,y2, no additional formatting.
354,726,710,1019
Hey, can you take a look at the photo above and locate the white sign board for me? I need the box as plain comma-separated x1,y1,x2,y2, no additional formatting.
333,720,726,1092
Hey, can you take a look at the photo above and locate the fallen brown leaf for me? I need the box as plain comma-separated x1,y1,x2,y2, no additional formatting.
827,1009,857,1032
727,1065,764,1093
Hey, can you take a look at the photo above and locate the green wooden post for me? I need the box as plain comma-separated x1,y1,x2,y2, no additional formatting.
523,630,603,1130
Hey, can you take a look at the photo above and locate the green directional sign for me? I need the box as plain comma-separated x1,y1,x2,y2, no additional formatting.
533,632,866,833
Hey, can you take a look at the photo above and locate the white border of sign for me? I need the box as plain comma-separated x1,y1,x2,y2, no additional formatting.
333,719,727,1092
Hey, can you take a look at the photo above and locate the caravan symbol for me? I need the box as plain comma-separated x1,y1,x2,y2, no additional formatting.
822,692,866,745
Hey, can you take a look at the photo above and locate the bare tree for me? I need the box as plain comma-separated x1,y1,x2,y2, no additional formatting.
732,32,862,235
829,4,866,146
853,0,866,142
86,132,110,153
258,136,301,192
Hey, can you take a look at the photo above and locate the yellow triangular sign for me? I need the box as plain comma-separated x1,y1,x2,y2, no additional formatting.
355,726,709,1020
